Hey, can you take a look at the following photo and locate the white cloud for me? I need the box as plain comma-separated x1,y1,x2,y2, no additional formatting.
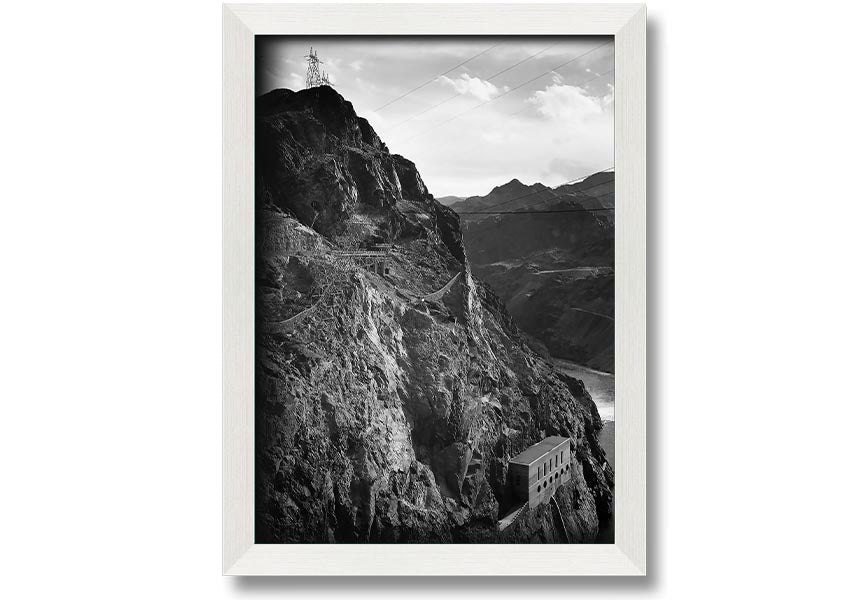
350,60,365,72
437,74,506,101
287,72,302,89
529,84,604,122
353,77,380,95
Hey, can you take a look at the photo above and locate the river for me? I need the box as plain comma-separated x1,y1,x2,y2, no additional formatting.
553,359,614,422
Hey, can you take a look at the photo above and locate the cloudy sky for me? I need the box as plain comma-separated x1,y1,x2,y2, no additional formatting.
256,36,613,198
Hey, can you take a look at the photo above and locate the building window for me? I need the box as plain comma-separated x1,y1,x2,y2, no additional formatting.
538,466,542,480
544,463,547,476
543,481,547,489
537,485,541,493
561,450,564,463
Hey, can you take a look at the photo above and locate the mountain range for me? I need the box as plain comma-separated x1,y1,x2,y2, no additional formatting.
452,172,614,224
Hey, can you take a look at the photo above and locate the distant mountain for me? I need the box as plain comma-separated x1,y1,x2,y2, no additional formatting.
452,179,558,217
435,195,466,206
453,174,613,224
554,171,614,212
459,172,615,372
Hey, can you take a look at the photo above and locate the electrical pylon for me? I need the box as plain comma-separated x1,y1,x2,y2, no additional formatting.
304,47,333,88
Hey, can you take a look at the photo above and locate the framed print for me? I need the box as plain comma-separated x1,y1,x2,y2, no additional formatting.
224,2,645,575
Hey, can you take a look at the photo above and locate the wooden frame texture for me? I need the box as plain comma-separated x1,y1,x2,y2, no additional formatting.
224,2,646,576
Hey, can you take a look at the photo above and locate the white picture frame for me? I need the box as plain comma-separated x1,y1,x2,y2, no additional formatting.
224,2,645,576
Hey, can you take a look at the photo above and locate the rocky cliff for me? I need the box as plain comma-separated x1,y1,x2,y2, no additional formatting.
254,85,613,543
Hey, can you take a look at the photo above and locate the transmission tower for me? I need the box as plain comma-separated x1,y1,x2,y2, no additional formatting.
304,47,333,88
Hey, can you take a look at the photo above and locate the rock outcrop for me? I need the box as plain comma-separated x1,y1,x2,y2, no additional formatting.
255,85,613,543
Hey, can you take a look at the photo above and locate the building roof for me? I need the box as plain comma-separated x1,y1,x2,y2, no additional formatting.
509,436,570,466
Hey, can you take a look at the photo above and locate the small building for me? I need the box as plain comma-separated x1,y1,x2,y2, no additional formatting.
507,436,571,509
365,258,391,276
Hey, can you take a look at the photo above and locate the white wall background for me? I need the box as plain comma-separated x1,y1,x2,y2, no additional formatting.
1,0,848,597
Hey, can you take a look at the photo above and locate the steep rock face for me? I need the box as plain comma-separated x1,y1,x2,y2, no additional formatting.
255,86,613,543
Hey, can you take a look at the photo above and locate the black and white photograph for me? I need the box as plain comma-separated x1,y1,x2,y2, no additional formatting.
254,36,616,544
12,0,850,592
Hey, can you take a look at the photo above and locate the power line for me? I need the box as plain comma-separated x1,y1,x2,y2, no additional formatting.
484,177,614,214
562,169,615,187
386,43,559,131
424,180,616,254
505,68,614,119
456,167,614,214
372,43,501,112
459,207,613,215
401,42,611,143
456,184,613,218
485,44,559,80
454,184,616,239
396,41,613,144
428,69,615,167
398,169,615,222
459,189,615,249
